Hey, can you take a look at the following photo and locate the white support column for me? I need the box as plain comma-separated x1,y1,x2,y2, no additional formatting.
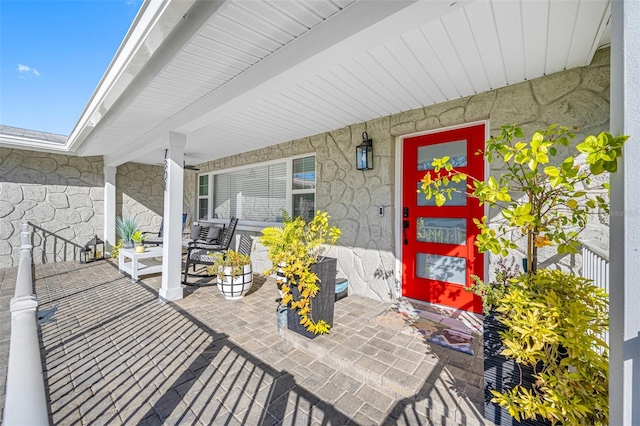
609,1,640,424
104,165,117,252
159,132,186,302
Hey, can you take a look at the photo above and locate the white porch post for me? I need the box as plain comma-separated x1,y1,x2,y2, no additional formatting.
159,132,185,301
609,0,640,424
104,165,117,251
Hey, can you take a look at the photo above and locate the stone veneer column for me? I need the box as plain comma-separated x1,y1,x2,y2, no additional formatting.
104,165,116,251
160,132,185,302
609,0,640,423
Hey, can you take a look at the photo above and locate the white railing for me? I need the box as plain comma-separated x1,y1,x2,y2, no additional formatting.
581,240,610,353
3,223,49,426
582,241,610,293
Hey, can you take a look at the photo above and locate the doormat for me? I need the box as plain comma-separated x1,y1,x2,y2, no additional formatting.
370,300,480,356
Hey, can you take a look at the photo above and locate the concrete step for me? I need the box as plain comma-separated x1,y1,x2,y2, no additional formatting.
281,327,418,398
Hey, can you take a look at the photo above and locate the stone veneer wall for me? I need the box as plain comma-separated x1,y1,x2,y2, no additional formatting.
0,151,197,266
183,170,197,229
116,163,164,234
0,148,105,267
116,162,197,234
187,48,611,301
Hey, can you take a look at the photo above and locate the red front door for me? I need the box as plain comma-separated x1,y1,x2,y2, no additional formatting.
402,124,485,314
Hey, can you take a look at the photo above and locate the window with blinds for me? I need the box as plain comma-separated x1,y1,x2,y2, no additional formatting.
198,175,209,219
212,162,287,221
292,156,315,190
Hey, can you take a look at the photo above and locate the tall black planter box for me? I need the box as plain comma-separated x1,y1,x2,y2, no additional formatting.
484,313,550,426
287,257,336,339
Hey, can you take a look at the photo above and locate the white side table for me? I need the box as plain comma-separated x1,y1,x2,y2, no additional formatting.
118,247,164,282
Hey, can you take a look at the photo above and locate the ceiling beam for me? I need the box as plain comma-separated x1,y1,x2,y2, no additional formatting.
103,0,470,167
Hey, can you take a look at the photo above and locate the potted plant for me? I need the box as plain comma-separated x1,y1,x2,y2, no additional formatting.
421,124,628,425
131,230,146,253
208,250,253,300
260,210,341,337
259,212,295,296
116,216,138,249
111,240,124,259
467,256,519,314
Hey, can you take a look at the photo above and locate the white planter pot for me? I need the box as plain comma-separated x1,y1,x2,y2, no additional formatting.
216,264,253,300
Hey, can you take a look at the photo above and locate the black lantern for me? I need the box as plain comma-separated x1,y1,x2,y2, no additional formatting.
356,132,373,170
81,234,105,263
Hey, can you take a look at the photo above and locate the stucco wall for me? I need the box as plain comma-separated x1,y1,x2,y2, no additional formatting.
0,148,104,267
194,48,611,301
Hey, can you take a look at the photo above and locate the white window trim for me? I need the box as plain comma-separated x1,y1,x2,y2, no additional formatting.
197,153,315,231
197,175,209,221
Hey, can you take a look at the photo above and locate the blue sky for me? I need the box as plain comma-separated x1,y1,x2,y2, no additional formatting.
1,0,142,136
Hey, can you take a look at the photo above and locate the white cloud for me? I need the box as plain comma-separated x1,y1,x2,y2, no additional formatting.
17,64,40,77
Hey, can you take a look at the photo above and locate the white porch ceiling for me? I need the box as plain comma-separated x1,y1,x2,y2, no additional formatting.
74,0,610,167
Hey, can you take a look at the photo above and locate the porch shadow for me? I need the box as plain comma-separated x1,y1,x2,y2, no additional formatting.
29,222,85,264
132,281,350,424
381,346,485,426
36,261,352,425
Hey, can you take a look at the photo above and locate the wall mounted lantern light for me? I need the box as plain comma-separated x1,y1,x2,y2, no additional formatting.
356,132,373,170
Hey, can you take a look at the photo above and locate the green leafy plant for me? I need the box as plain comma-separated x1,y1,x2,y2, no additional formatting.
110,240,124,258
422,124,628,274
467,257,519,314
260,210,341,335
115,216,138,244
131,230,146,244
421,124,628,424
207,250,251,280
492,269,609,425
259,210,295,279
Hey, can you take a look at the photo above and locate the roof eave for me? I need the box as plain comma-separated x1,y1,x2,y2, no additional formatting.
65,0,195,154
1,134,74,155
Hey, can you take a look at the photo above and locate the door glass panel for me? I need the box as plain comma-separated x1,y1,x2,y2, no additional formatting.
416,253,466,285
416,181,467,206
417,218,466,245
417,140,467,171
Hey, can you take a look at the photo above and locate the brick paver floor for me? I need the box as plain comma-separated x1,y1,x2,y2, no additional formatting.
3,260,488,425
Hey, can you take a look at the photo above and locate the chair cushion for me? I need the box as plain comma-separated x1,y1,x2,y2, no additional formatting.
144,237,163,245
189,249,221,263
190,225,202,240
207,226,221,243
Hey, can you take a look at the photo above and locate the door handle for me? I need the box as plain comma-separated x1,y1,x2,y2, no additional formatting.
403,220,409,245
403,207,409,218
